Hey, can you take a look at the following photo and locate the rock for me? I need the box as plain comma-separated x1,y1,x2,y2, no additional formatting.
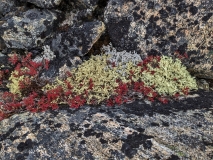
104,0,213,79
19,0,62,9
0,0,16,16
0,90,213,159
58,0,104,25
0,8,63,49
0,37,6,51
47,20,105,58
37,20,105,79
61,0,100,11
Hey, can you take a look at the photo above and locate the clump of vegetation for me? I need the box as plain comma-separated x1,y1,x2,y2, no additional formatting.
0,46,198,121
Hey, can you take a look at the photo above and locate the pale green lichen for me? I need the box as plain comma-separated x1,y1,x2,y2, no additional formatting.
6,70,25,96
7,47,197,104
42,53,197,105
126,56,198,96
42,55,128,104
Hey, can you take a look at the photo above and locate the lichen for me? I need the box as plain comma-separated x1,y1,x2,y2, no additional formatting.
126,55,198,96
42,54,128,104
6,70,25,96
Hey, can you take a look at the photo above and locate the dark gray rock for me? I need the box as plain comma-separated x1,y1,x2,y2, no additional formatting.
0,37,6,51
20,0,62,9
104,0,213,79
37,20,105,79
47,20,105,58
0,0,16,16
0,8,63,49
62,0,100,11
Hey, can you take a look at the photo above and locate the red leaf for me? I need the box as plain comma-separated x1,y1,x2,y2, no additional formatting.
106,98,114,107
8,54,19,65
158,97,168,104
44,59,49,70
114,95,123,105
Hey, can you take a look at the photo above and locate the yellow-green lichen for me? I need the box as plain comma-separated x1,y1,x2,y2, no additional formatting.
42,54,198,105
6,70,25,96
42,55,128,104
125,56,198,96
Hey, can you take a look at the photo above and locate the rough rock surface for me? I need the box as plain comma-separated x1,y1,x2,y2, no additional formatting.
39,21,105,78
0,0,16,16
104,0,213,79
20,0,62,9
47,21,105,58
61,0,100,11
0,90,213,160
0,8,62,49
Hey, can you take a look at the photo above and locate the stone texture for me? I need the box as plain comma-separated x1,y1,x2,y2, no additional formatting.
37,21,105,79
0,8,62,49
0,0,213,159
0,90,213,159
104,0,213,79
47,21,105,58
20,0,62,9
61,0,100,11
0,0,16,16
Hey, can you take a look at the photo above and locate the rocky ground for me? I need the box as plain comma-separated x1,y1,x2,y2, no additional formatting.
0,89,213,160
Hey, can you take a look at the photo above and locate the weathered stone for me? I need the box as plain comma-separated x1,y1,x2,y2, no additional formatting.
104,0,213,79
0,0,16,16
61,0,100,11
20,0,62,9
0,8,63,49
0,90,213,159
37,20,105,79
47,20,105,58
0,37,6,51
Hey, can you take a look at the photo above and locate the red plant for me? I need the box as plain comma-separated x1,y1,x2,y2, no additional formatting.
133,81,145,92
158,97,168,104
106,98,114,107
115,82,128,96
46,86,62,102
174,51,188,60
114,95,123,105
2,92,17,102
22,92,37,108
3,102,22,112
44,59,49,70
182,87,189,95
37,96,50,112
111,62,116,67
88,78,94,90
19,77,31,89
173,93,180,99
8,54,19,65
65,71,72,77
68,95,86,108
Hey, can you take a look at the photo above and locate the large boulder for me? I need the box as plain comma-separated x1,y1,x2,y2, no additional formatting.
0,8,63,49
104,0,213,79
